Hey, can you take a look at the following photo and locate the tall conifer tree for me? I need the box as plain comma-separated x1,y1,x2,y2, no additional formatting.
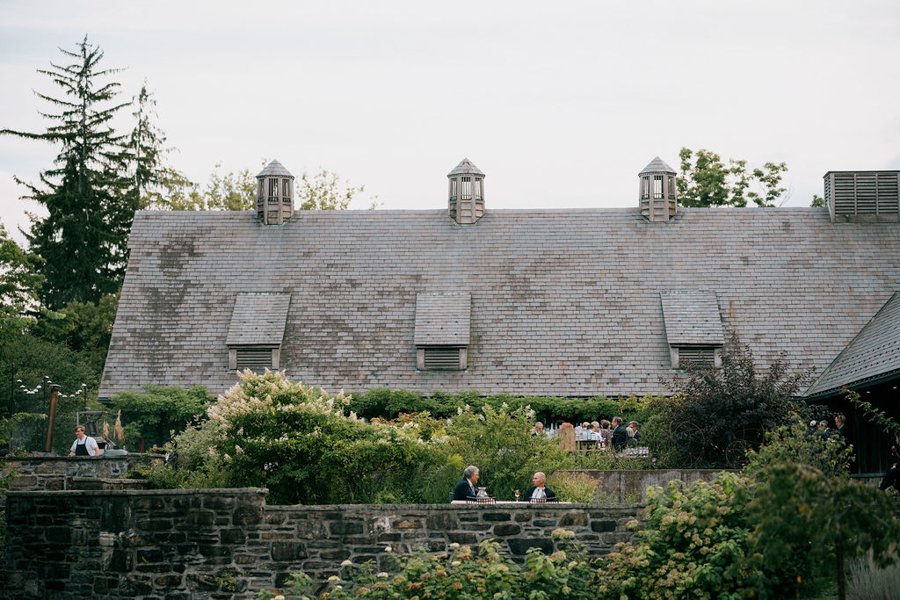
2,37,133,309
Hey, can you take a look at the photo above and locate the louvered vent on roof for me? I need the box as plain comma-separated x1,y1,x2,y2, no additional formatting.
226,292,290,371
824,171,900,222
235,347,274,371
415,292,471,371
676,347,716,368
660,290,725,369
423,346,464,370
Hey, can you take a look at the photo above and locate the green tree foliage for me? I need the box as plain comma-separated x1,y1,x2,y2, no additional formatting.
0,224,44,338
349,388,653,426
155,371,456,504
30,293,118,374
0,333,99,453
128,83,177,209
646,333,807,469
1,37,134,309
296,169,364,210
107,385,212,450
596,473,767,599
677,147,788,207
811,194,826,208
747,463,899,599
445,403,571,501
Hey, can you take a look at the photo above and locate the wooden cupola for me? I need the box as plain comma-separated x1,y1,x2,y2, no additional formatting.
639,157,677,222
256,160,294,225
447,158,485,224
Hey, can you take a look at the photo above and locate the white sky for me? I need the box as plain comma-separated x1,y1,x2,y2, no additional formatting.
2,0,900,245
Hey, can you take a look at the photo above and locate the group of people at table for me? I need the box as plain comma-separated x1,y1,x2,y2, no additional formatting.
451,465,556,503
533,417,641,452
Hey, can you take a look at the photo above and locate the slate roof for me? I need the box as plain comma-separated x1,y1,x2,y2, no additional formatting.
414,293,471,346
447,159,485,177
659,291,725,346
226,292,291,346
805,292,900,397
99,207,900,399
640,156,676,174
257,159,293,178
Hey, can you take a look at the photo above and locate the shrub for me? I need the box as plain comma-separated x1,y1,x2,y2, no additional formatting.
547,471,600,504
107,385,212,450
349,388,654,427
445,403,572,500
595,472,770,599
747,462,900,598
648,333,807,469
310,539,597,600
151,371,455,504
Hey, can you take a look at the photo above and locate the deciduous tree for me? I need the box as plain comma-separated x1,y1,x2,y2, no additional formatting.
677,147,788,207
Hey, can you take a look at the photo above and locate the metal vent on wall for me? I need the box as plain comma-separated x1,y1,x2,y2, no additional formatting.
423,347,462,370
235,347,273,371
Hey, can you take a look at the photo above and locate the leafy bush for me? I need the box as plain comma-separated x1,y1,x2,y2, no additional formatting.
743,417,853,480
647,333,807,469
547,471,600,504
107,385,212,450
747,462,900,598
350,388,654,427
445,403,572,500
595,472,770,599
313,538,597,600
151,371,456,504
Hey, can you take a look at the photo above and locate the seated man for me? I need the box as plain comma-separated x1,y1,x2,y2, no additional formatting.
451,465,480,501
532,421,546,437
524,471,557,502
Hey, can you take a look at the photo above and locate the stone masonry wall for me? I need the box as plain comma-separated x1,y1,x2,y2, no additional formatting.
2,455,161,492
3,488,641,599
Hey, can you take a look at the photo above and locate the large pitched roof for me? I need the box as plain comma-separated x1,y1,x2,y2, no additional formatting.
100,207,900,399
805,292,900,397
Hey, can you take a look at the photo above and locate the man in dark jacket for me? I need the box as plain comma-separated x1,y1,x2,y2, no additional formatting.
611,416,629,451
451,465,480,501
524,472,557,502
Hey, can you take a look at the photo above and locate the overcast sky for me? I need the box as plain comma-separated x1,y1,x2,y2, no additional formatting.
2,0,900,245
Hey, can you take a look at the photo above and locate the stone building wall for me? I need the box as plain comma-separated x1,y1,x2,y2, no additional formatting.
3,488,641,599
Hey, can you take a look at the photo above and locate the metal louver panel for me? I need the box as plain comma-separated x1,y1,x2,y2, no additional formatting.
678,347,715,368
236,347,273,371
423,347,461,370
826,171,900,220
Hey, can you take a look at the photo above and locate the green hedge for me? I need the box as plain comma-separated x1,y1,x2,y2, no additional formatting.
348,388,656,425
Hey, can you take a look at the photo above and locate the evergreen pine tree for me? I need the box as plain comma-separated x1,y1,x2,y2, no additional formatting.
1,36,134,309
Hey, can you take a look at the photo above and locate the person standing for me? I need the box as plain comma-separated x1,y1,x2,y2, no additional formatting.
612,417,629,452
68,425,101,457
451,465,480,501
524,472,557,502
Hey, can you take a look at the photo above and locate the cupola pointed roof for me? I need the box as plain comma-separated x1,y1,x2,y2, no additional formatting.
257,159,293,178
640,156,676,175
447,158,485,177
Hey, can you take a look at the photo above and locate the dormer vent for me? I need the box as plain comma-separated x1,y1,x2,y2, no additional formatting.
824,171,899,223
256,160,295,225
639,157,677,222
447,158,485,224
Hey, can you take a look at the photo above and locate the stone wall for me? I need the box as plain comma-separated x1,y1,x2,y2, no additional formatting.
1,455,161,491
569,469,731,503
3,488,641,599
